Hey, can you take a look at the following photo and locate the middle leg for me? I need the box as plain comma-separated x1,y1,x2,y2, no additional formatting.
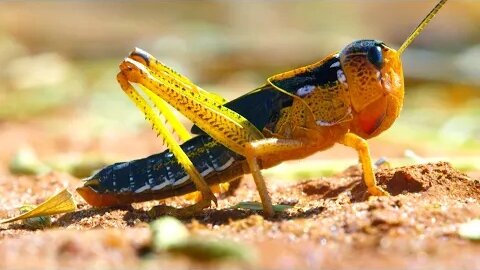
244,138,305,217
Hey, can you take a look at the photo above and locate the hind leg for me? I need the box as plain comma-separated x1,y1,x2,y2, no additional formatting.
117,73,217,213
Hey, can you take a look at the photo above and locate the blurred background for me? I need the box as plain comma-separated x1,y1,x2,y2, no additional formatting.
0,1,478,179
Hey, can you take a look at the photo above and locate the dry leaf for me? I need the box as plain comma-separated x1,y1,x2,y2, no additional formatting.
1,188,77,224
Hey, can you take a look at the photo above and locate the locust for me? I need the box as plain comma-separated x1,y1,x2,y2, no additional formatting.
77,0,448,218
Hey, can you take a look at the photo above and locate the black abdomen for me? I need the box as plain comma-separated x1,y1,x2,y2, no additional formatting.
89,135,242,194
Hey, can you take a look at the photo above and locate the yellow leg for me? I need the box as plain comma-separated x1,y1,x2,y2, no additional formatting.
244,138,304,217
245,154,274,217
117,73,217,209
140,81,237,201
340,133,389,196
141,85,191,142
129,48,228,105
119,54,264,155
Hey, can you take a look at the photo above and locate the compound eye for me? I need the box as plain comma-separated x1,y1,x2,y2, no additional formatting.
367,45,384,70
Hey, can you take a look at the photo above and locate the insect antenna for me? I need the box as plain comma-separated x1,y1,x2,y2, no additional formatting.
398,0,448,55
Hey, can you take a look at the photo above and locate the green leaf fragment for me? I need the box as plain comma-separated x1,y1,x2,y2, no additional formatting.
9,148,50,175
459,219,480,241
232,201,293,212
149,216,256,262
168,238,256,262
150,216,190,251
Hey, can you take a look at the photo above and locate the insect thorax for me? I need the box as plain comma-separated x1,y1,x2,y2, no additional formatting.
266,55,352,138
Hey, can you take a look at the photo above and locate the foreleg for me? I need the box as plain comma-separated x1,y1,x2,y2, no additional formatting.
340,133,389,196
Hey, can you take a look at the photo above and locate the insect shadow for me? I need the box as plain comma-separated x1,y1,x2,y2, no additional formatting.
54,205,148,227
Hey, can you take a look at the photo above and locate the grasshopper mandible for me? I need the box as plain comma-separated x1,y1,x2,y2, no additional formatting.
77,0,448,217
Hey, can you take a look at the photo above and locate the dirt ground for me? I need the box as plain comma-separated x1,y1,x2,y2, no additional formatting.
1,134,479,270
1,2,480,268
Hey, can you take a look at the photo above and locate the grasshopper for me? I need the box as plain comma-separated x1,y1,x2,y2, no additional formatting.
77,0,448,217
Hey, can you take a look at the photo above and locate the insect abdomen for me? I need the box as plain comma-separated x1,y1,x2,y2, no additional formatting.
78,135,245,206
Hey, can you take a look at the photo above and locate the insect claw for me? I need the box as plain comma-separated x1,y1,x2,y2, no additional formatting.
368,186,389,197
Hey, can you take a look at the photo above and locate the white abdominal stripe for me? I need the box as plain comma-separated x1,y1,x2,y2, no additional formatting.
133,157,235,193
